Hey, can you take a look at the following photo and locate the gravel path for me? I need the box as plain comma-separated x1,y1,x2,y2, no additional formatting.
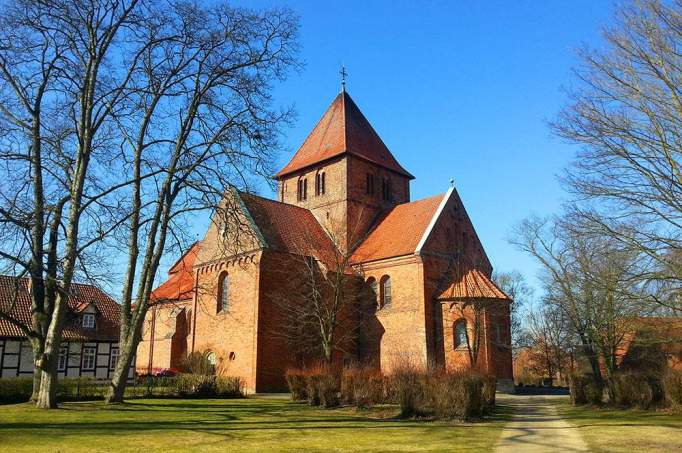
495,394,590,453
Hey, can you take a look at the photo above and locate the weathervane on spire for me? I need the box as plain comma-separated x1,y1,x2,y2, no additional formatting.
340,65,347,92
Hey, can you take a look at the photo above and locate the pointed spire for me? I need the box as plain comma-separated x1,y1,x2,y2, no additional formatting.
275,91,414,179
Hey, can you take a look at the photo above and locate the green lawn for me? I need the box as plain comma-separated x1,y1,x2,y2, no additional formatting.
556,400,682,452
0,397,512,452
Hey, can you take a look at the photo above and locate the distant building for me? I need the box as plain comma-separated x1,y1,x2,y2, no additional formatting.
0,275,134,380
139,90,514,392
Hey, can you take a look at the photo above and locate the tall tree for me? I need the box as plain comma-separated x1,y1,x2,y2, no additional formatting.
512,214,654,399
0,0,145,408
104,2,300,403
552,0,682,311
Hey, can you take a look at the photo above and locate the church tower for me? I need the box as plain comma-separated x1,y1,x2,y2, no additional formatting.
275,91,414,253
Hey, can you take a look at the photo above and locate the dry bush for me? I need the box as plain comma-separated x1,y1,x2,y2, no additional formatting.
175,374,217,397
285,369,308,401
424,370,484,421
569,374,603,405
482,374,497,414
341,365,384,408
663,369,682,409
302,363,340,407
216,376,245,398
613,373,662,409
388,362,425,417
180,351,215,376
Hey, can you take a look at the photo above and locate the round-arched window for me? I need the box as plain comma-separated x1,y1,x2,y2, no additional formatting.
217,272,229,313
454,319,468,349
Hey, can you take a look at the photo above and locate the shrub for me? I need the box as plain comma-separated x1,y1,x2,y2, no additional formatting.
663,368,682,409
389,363,424,417
613,373,663,409
285,369,308,401
569,375,603,405
341,365,384,408
318,371,341,408
216,376,244,398
425,371,484,421
175,373,217,397
180,351,215,375
482,374,497,414
0,377,33,404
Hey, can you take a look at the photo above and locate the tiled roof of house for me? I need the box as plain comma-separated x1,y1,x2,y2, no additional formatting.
275,91,413,179
350,193,445,263
0,275,121,340
239,192,338,266
437,267,511,301
150,242,200,303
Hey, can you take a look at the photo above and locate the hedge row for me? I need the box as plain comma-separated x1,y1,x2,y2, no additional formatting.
0,374,244,404
569,368,682,409
285,364,496,421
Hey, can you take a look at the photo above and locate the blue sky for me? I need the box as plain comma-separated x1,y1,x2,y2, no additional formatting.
164,1,615,294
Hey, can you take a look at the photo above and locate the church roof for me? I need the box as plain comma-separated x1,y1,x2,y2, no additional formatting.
150,242,200,303
350,193,445,263
437,267,511,301
238,192,338,265
275,91,414,179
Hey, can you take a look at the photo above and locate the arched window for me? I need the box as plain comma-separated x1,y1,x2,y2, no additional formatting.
297,177,308,201
366,277,378,308
454,319,468,349
315,171,326,196
217,272,229,313
379,275,392,308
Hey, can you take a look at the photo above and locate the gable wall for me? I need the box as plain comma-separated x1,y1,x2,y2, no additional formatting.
191,251,262,392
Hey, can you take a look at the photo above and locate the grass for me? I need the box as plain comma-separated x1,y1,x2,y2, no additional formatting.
556,399,682,452
0,397,512,452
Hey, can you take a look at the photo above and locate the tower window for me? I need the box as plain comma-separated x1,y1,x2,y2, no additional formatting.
217,272,229,313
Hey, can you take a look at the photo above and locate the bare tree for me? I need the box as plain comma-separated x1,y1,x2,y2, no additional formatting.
525,305,572,385
512,214,657,399
104,2,300,403
552,0,682,311
0,0,147,408
0,0,300,408
493,270,533,355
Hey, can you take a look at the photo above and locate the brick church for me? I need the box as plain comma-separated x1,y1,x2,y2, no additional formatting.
137,90,514,392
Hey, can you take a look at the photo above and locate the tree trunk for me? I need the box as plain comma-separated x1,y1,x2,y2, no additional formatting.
106,343,135,404
35,365,57,409
30,364,41,402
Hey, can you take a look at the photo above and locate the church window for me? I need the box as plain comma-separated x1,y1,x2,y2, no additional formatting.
379,275,392,308
315,171,326,196
366,277,378,308
297,177,308,201
454,319,468,349
217,272,229,313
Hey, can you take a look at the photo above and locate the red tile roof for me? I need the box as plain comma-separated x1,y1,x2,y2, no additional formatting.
437,267,511,301
239,192,338,266
275,92,413,179
150,242,200,303
0,275,121,340
350,193,445,263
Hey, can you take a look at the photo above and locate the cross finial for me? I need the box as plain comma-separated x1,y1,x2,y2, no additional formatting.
340,65,347,92
449,178,455,188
